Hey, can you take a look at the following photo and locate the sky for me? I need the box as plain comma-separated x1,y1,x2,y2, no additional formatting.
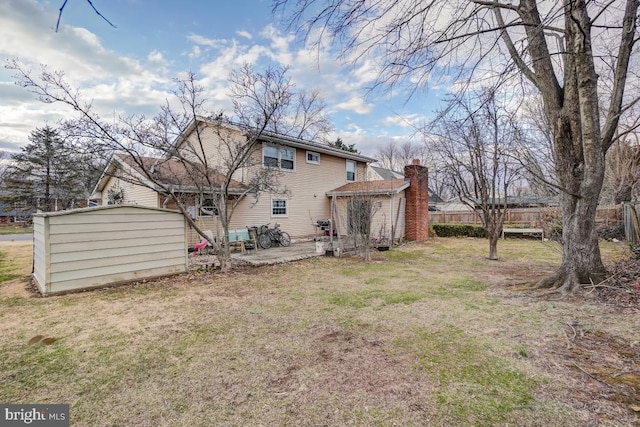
0,0,445,158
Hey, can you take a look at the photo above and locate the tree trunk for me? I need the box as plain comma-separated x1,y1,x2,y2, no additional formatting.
488,232,499,260
538,192,606,292
537,113,607,292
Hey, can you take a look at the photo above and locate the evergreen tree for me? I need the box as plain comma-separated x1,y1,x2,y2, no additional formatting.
2,126,85,212
328,137,359,154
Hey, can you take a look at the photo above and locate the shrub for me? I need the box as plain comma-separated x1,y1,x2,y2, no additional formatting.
432,224,488,238
597,223,624,241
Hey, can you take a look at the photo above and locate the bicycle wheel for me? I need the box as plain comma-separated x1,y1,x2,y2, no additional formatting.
258,232,272,249
278,232,291,247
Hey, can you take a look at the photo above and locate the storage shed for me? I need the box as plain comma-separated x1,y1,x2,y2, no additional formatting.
33,205,188,295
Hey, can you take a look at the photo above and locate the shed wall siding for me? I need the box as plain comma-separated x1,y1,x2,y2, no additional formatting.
34,206,187,294
32,216,47,293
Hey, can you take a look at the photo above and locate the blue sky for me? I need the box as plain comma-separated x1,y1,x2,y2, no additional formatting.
0,0,444,157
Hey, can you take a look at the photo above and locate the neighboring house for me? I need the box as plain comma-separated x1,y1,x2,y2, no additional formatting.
91,119,432,244
0,202,31,223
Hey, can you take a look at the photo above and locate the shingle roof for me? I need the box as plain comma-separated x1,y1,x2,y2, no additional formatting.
327,179,409,196
370,166,404,180
115,154,247,192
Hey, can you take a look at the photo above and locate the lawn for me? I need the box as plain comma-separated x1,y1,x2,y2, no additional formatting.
0,238,638,426
0,225,32,235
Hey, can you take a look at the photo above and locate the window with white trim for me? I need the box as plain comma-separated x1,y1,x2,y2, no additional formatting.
306,151,320,164
271,199,288,217
200,196,219,217
346,160,356,182
263,144,295,171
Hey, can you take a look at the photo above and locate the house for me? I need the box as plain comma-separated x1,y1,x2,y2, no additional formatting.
91,118,431,244
0,202,31,224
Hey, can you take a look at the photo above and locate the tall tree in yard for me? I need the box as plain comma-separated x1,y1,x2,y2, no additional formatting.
2,125,84,212
432,89,522,260
276,0,640,293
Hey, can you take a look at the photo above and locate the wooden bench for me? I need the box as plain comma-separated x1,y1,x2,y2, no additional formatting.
502,228,544,240
223,228,257,252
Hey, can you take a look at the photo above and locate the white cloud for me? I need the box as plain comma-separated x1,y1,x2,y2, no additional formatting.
187,33,229,49
335,96,373,114
188,45,202,59
147,50,164,63
236,30,252,40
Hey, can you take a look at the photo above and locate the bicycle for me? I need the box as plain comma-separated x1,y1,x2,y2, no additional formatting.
256,223,291,249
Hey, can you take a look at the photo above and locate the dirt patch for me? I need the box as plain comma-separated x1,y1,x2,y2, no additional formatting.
551,322,640,422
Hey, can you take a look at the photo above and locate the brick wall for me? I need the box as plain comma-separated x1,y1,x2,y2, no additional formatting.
404,159,429,241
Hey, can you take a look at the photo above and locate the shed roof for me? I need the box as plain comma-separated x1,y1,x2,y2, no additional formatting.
32,204,182,217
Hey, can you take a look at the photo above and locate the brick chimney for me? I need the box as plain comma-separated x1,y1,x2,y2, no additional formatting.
404,159,429,241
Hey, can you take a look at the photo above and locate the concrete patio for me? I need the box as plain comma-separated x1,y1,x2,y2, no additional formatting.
190,240,332,268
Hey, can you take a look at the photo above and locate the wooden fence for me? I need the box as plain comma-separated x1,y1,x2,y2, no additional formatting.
429,206,621,227
622,203,640,243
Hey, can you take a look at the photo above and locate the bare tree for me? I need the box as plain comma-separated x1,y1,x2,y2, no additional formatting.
375,140,427,172
7,60,319,271
432,89,522,260
269,88,334,142
55,0,116,32
603,134,640,204
346,193,380,261
276,0,640,293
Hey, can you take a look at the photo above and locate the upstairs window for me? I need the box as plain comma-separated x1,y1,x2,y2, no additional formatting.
346,160,356,182
263,144,295,171
281,147,294,170
306,151,320,165
263,145,279,168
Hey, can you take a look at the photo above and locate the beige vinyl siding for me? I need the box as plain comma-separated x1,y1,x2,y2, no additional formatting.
371,194,405,241
180,125,250,184
230,147,369,238
101,176,158,208
32,205,188,295
32,216,46,291
331,192,406,242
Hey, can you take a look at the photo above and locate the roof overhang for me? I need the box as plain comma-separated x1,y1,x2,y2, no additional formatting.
326,182,409,197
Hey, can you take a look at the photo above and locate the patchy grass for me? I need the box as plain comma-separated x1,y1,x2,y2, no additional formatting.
397,324,537,425
0,242,31,284
0,226,32,235
0,238,637,426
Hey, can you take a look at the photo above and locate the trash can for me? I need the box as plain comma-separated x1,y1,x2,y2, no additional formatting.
315,241,324,254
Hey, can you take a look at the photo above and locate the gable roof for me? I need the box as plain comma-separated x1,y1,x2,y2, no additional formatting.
175,117,376,164
370,166,404,180
326,179,409,197
92,154,247,196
